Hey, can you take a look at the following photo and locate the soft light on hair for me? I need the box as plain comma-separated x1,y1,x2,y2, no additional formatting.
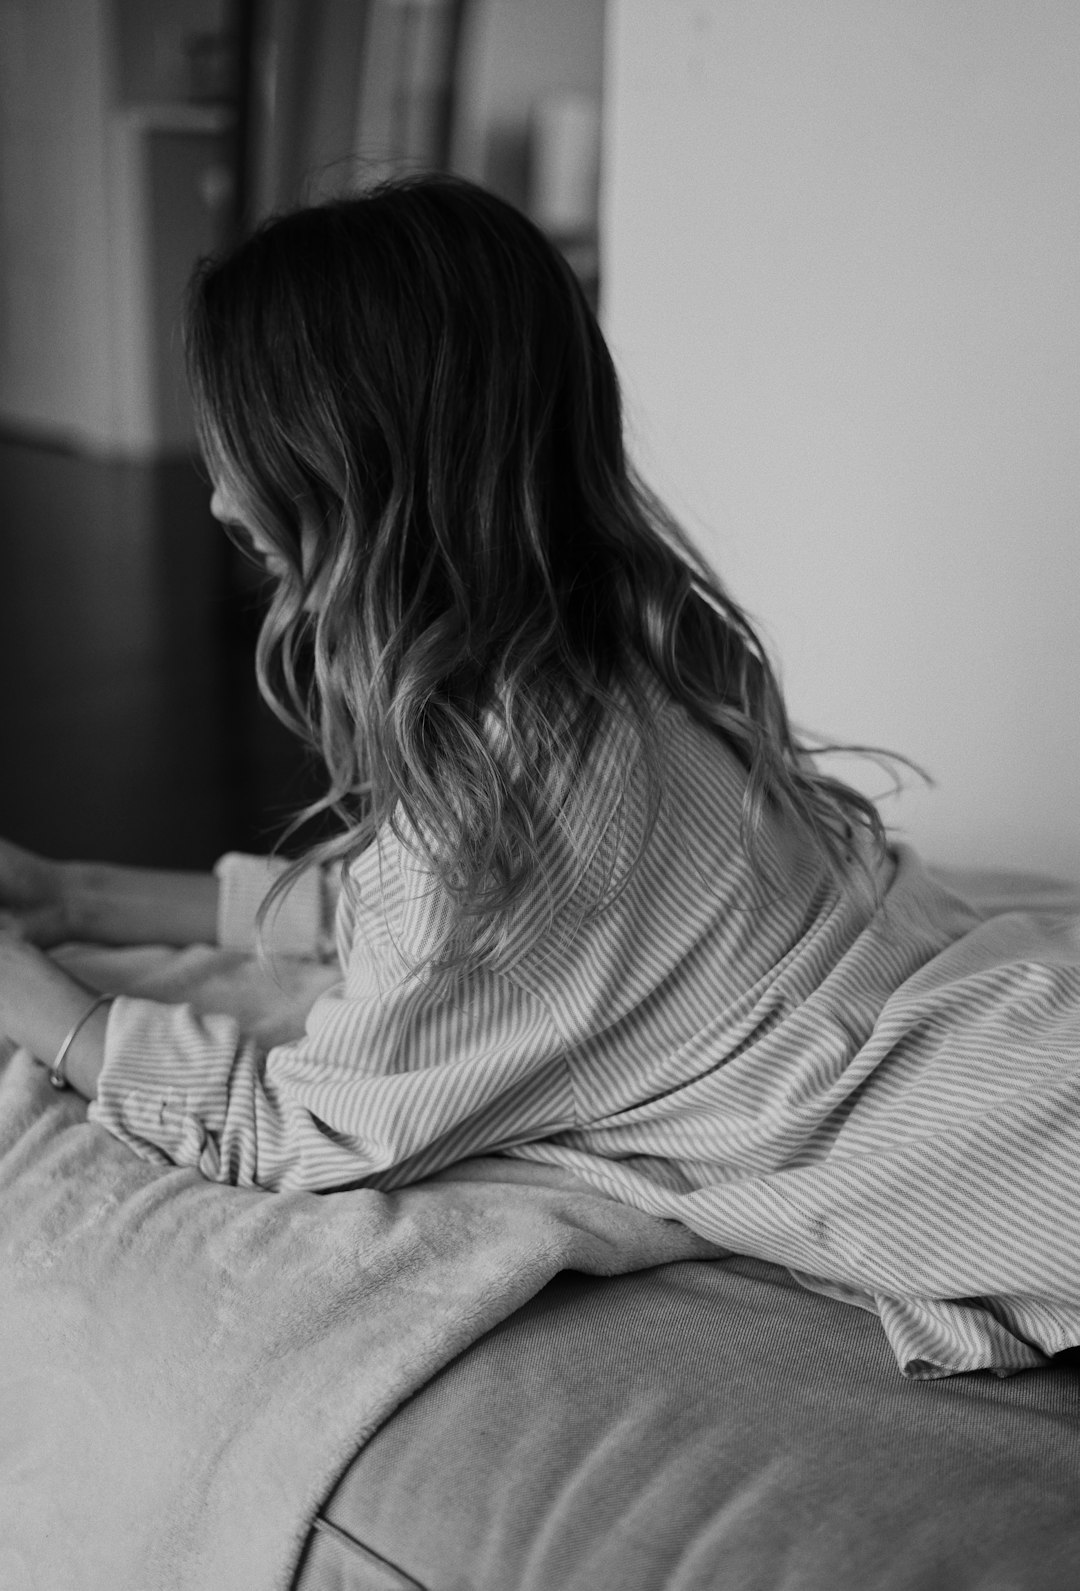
185,174,905,975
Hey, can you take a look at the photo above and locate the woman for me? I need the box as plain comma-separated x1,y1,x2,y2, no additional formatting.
2,176,1078,1376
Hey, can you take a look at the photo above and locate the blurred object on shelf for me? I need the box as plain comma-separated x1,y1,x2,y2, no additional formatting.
529,90,600,238
528,88,601,307
448,0,605,304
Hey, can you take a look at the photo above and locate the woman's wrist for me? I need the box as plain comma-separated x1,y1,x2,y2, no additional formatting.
0,934,108,1098
57,994,112,1097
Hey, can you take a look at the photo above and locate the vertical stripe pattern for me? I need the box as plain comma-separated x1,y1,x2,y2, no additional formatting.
91,672,1080,1377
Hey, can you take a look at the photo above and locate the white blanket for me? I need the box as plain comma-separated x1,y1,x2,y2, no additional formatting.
0,944,718,1591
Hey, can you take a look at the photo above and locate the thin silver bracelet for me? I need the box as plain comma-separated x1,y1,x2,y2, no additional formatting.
49,993,114,1091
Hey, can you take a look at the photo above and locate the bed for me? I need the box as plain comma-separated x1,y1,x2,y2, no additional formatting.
298,1256,1080,1591
2,863,1079,1591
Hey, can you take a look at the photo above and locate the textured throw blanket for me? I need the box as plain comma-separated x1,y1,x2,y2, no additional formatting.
0,944,718,1591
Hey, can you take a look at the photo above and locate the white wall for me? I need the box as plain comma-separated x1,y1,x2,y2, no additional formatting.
604,0,1080,877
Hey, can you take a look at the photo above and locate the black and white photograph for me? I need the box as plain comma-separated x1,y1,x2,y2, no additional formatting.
1,4,1078,1588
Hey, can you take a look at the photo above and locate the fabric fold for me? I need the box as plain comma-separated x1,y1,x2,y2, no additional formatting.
0,947,716,1591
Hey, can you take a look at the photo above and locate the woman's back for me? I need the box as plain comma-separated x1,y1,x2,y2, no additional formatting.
321,665,972,1187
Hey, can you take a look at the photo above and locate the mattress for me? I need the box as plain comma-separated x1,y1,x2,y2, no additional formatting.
297,1253,1080,1590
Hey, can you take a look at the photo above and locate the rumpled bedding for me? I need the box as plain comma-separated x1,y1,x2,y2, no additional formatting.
3,866,1079,1591
0,944,718,1591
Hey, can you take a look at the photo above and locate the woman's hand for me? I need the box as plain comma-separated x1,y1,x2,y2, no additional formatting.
0,837,73,946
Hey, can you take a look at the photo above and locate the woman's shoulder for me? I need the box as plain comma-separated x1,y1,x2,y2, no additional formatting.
608,655,756,805
335,660,766,977
563,661,780,915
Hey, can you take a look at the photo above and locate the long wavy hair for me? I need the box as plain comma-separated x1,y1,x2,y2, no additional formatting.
185,174,899,972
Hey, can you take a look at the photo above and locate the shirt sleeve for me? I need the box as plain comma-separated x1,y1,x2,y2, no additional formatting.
87,927,575,1193
214,852,339,961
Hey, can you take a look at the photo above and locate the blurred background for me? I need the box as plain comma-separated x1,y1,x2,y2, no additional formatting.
2,1,1078,880
0,0,605,867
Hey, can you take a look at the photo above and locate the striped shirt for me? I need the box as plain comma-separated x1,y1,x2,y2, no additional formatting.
90,672,1080,1377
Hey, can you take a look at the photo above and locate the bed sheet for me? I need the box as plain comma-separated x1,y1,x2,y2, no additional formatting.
3,860,1079,1591
0,945,715,1591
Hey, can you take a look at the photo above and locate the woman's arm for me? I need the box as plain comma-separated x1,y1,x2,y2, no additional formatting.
62,860,220,947
0,930,109,1093
0,837,219,947
89,964,573,1189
